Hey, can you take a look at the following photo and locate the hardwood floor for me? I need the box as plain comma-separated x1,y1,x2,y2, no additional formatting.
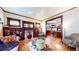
18,37,75,51
18,40,29,51
51,37,70,51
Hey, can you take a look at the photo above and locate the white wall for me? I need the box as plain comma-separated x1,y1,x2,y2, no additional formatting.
63,8,79,36
0,8,5,36
0,8,5,23
41,8,72,34
41,7,72,20
41,8,79,38
40,20,46,34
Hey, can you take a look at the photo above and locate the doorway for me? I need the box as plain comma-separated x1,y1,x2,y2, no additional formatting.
46,16,63,39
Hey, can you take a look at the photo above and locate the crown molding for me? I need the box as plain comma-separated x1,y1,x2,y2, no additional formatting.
0,7,77,22
41,7,77,22
0,7,41,22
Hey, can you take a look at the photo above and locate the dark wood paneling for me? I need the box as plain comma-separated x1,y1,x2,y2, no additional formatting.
3,27,25,40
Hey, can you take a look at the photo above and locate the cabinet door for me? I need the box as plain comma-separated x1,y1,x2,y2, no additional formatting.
15,28,25,40
33,28,39,37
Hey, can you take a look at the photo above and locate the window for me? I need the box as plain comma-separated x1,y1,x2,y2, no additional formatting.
29,24,33,28
24,24,29,27
7,17,20,27
46,16,62,32
10,20,19,26
35,23,40,28
22,21,34,28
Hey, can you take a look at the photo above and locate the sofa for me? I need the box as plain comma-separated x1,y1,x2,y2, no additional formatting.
0,36,19,51
62,33,79,51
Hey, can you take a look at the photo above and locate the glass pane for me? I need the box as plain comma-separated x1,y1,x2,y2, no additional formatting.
36,24,40,28
24,24,29,27
10,20,19,26
29,24,33,28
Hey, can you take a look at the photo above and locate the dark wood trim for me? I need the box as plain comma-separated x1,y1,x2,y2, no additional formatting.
61,16,63,39
3,27,25,40
22,21,34,29
46,16,62,23
22,21,34,24
46,15,63,39
34,23,40,28
7,17,21,27
35,23,40,24
35,23,40,26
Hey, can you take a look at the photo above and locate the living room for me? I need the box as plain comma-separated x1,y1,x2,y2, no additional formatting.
0,7,79,51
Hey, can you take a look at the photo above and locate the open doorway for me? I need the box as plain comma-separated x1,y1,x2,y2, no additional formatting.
46,16,63,39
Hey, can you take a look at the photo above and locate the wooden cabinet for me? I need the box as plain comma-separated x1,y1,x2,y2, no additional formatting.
33,23,41,37
22,22,41,37
34,27,39,37
3,27,25,40
3,19,41,41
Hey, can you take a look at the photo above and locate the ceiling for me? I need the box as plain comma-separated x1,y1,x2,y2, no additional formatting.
2,7,73,20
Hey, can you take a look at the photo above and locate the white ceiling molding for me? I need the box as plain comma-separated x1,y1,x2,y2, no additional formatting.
1,7,75,21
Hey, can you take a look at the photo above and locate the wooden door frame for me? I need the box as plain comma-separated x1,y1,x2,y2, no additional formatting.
46,15,63,39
